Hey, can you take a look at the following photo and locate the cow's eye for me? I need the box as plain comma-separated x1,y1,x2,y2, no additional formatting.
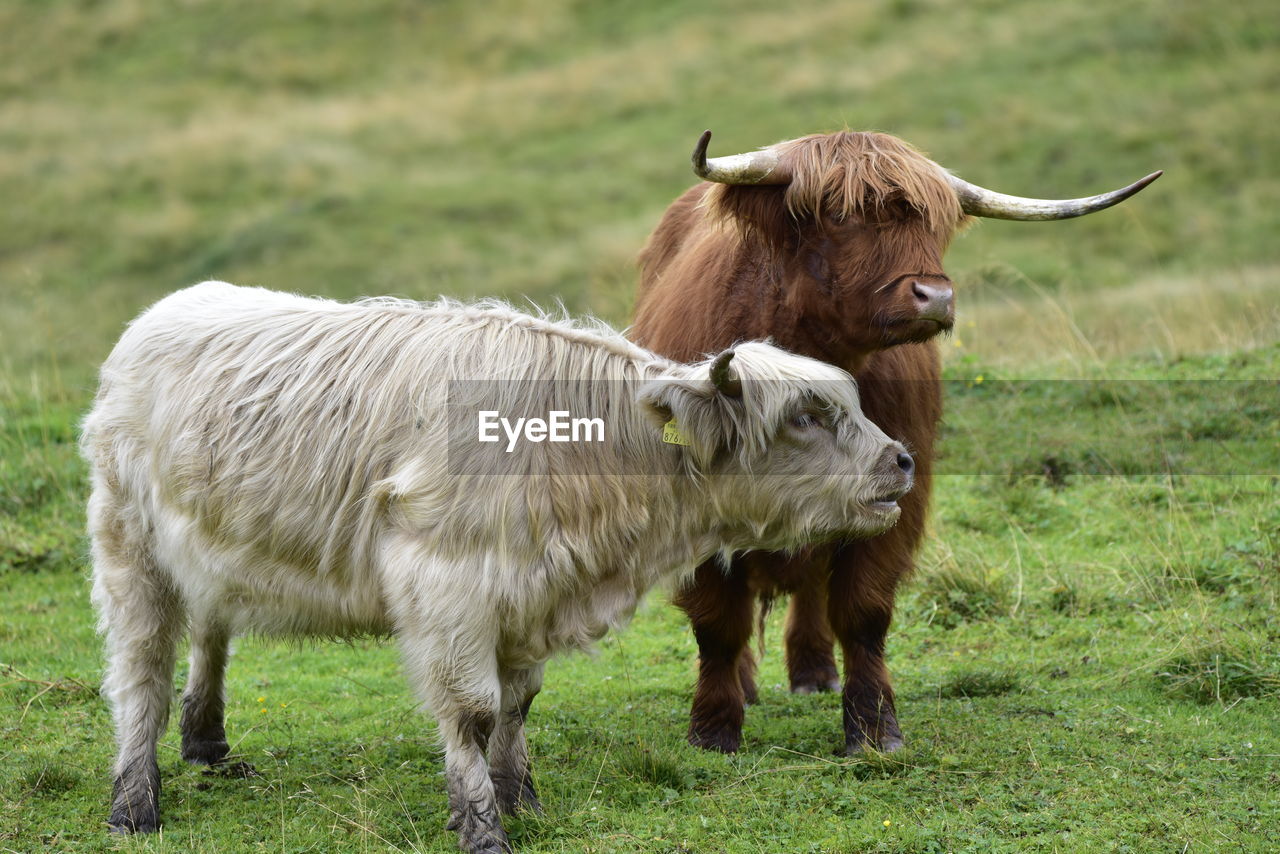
790,412,821,430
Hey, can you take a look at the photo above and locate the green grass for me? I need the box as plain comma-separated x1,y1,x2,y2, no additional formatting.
3,347,1278,852
2,0,1279,851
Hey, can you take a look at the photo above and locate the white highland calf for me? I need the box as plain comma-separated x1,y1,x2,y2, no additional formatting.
83,282,913,853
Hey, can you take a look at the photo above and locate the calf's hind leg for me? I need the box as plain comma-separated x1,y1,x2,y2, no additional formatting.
90,492,185,833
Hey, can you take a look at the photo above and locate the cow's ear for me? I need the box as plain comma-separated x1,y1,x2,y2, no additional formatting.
636,379,731,468
712,184,796,252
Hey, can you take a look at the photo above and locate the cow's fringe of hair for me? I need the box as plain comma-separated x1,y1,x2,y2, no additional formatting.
706,131,966,236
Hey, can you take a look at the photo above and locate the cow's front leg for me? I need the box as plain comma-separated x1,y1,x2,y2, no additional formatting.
675,559,754,753
490,664,544,816
827,543,905,755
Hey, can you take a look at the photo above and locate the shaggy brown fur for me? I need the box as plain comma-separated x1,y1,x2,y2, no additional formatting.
632,130,966,754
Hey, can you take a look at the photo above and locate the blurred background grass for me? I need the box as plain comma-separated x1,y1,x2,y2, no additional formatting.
1,0,1277,395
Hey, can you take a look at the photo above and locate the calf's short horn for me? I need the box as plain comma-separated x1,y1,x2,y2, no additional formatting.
709,350,743,398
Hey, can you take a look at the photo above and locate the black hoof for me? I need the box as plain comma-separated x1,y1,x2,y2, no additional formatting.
448,817,511,854
109,759,161,835
843,733,905,756
182,739,231,766
107,809,160,834
688,726,741,754
447,789,510,854
790,677,841,695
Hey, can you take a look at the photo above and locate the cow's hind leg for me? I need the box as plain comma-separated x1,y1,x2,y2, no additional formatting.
180,614,234,767
490,664,544,816
676,558,754,753
90,489,184,833
737,645,759,706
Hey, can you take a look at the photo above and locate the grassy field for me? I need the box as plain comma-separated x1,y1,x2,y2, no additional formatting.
2,0,1279,851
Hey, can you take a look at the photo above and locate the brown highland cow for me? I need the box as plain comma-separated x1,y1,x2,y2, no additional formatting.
631,129,1159,754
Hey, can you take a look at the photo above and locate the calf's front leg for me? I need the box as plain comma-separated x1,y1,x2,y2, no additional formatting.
490,665,544,816
440,705,506,854
388,553,509,853
403,638,507,852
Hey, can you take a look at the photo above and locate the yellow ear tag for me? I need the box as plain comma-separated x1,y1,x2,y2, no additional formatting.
662,418,691,446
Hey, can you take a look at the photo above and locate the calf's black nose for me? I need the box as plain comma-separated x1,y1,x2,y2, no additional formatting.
896,451,915,479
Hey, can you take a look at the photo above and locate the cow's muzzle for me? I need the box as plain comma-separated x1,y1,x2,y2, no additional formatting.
910,279,954,325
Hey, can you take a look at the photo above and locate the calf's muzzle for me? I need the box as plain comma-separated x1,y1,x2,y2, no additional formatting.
871,442,914,505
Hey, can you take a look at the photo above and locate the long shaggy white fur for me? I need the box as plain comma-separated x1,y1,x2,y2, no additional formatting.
83,281,907,851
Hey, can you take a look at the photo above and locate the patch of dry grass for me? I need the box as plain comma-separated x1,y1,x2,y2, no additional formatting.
949,265,1280,372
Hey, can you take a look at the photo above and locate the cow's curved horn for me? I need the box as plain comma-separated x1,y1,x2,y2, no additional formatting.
947,170,1162,220
709,350,743,398
692,130,791,186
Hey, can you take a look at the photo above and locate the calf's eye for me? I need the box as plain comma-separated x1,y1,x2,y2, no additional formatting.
790,413,820,430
